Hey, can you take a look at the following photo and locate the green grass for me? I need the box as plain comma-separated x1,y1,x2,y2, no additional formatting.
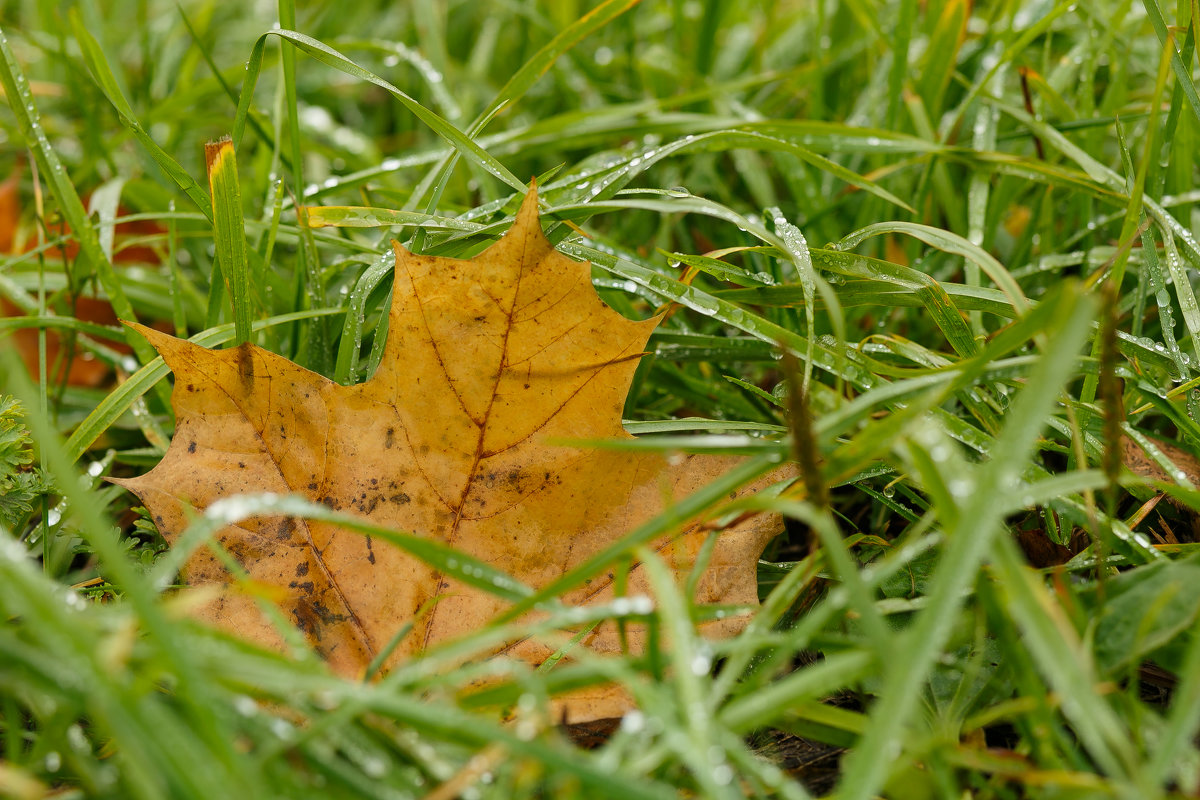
2,1,1200,797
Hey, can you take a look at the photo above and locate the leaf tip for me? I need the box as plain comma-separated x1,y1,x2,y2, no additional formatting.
122,318,156,339
390,238,412,262
515,180,541,233
204,135,234,173
122,319,184,360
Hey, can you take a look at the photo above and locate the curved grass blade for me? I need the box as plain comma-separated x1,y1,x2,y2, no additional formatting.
1142,0,1200,124
0,25,157,368
234,30,522,192
304,206,483,232
332,251,393,385
69,12,212,221
151,493,532,602
835,221,1029,315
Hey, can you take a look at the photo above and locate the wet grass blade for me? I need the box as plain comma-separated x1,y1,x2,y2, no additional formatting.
1141,0,1200,123
205,137,253,347
0,26,156,367
837,284,1097,800
70,12,212,221
236,29,523,192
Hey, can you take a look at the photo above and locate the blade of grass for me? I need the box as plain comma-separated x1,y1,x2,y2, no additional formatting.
233,30,522,192
0,347,261,798
836,283,1098,800
0,26,157,368
205,137,253,347
835,220,1029,315
68,12,212,221
1141,0,1200,123
176,3,282,169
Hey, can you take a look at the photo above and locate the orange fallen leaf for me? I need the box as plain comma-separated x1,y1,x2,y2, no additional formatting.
119,187,787,721
0,169,165,387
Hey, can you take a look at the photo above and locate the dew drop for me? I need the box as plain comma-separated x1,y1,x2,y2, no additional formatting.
689,293,721,316
233,695,258,717
620,709,646,733
67,724,88,752
270,718,294,740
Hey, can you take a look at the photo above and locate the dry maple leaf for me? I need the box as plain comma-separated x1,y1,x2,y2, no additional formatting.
119,187,788,721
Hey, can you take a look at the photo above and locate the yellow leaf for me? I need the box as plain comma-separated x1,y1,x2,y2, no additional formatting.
119,186,788,722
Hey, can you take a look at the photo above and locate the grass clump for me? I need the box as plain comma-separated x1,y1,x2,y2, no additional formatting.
2,1,1200,798
0,396,48,530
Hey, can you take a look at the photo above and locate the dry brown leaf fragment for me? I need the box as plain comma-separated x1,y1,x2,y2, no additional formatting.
1119,433,1200,487
120,187,787,721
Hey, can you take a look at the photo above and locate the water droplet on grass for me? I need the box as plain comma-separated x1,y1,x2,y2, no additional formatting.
689,293,720,316
620,710,646,733
233,695,258,716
